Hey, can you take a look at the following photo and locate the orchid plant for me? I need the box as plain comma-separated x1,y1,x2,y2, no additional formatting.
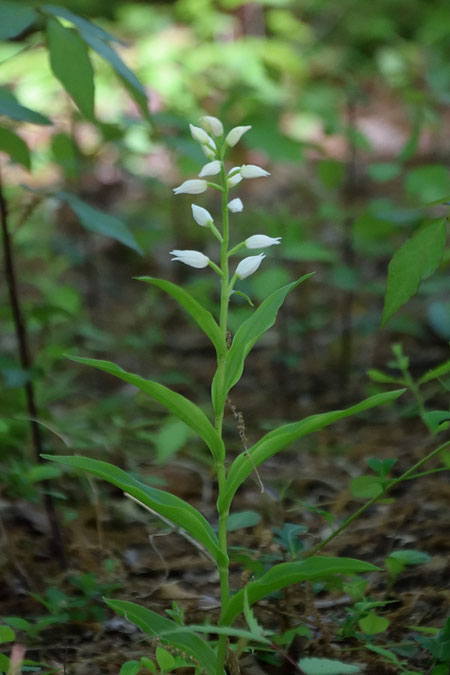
43,118,415,674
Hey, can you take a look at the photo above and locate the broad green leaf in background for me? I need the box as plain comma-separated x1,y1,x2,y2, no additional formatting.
0,625,15,643
298,657,362,675
47,18,95,119
227,510,261,532
154,417,191,463
0,127,30,169
137,277,225,357
212,275,313,414
218,389,405,512
405,165,450,204
387,549,431,566
0,87,52,125
0,0,36,40
80,32,149,120
42,4,124,44
422,411,450,435
105,600,219,675
220,557,380,625
156,647,175,671
67,357,225,462
42,455,224,565
58,191,142,254
382,219,447,326
119,662,141,675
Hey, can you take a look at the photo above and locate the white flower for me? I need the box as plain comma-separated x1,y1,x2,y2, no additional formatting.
198,160,221,177
225,125,251,147
170,249,210,268
228,198,244,213
201,144,216,160
228,174,242,188
199,116,223,137
235,253,265,279
173,179,208,195
246,234,281,249
189,124,214,146
240,164,270,179
191,204,213,227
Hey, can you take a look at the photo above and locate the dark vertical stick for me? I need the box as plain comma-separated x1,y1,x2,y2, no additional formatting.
339,93,357,398
0,169,67,571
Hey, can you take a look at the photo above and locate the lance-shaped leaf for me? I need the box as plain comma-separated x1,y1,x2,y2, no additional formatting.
212,274,313,413
0,87,51,125
137,277,225,358
42,455,224,566
79,32,149,120
47,18,95,119
58,191,142,254
0,128,31,170
42,4,124,44
418,359,450,385
219,389,405,512
382,219,447,326
105,600,219,675
68,357,225,462
220,557,380,626
0,0,36,40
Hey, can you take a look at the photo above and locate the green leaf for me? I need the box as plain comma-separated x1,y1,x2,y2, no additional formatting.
156,647,175,671
350,475,384,500
212,275,313,414
219,389,405,512
382,219,447,325
58,191,142,254
422,411,450,435
0,625,15,643
0,0,36,40
120,662,141,675
367,162,401,183
154,417,190,463
42,4,124,44
47,18,95,119
358,611,390,635
42,455,224,565
137,277,225,357
80,32,149,120
220,557,380,626
366,369,405,385
0,127,30,169
227,510,261,532
387,549,431,566
298,657,362,674
67,356,224,462
0,87,51,125
105,599,219,675
418,359,450,384
405,165,450,205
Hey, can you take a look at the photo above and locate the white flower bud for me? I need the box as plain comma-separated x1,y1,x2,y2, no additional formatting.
235,253,265,279
228,174,242,188
227,198,244,213
199,116,224,137
198,160,221,177
225,125,251,147
173,179,208,195
170,249,210,268
240,164,270,178
191,204,213,227
246,234,281,249
189,123,213,146
201,144,216,160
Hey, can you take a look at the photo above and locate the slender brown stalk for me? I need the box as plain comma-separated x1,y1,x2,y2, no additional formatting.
0,168,67,571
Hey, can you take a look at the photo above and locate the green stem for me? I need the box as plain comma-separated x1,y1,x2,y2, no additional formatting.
215,156,232,675
306,439,450,558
